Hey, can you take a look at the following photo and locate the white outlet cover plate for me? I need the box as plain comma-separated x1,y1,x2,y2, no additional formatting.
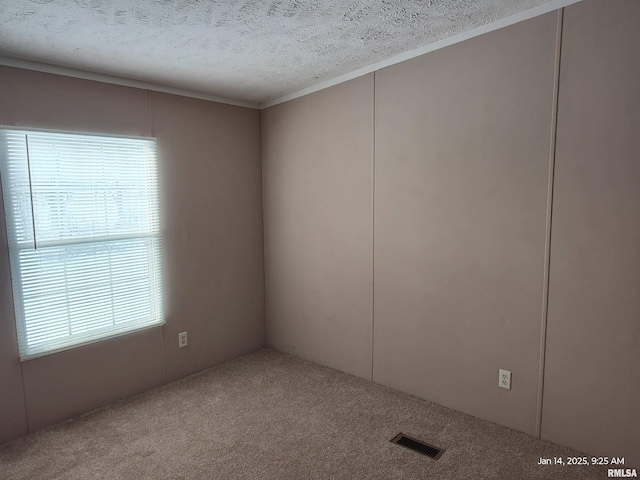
499,369,511,390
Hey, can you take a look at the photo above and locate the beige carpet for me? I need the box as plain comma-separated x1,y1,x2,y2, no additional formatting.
0,349,608,479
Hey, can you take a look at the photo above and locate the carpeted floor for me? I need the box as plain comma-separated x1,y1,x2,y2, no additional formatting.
0,349,609,479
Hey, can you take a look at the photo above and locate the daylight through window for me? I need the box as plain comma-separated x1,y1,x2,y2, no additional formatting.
0,128,164,360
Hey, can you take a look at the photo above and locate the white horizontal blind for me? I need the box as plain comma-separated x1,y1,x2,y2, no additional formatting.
0,128,164,360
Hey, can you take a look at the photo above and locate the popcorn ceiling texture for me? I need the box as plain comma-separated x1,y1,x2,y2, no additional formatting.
0,0,554,104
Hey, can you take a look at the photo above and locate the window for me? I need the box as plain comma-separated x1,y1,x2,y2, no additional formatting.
0,128,164,360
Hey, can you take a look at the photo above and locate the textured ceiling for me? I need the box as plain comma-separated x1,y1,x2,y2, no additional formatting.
0,0,558,105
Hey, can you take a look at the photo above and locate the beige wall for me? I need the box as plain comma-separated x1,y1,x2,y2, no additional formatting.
262,75,374,379
262,0,639,463
0,66,265,441
373,12,558,435
542,0,640,466
152,93,265,383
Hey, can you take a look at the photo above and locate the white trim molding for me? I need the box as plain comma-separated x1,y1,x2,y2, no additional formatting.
0,0,582,111
0,56,260,110
261,0,582,109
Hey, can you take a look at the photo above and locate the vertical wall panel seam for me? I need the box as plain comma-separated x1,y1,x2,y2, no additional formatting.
149,90,166,386
21,364,32,433
0,158,30,434
148,90,155,138
536,7,564,438
259,108,268,350
370,72,376,382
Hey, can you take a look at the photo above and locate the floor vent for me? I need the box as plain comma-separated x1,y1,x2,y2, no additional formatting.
390,433,444,460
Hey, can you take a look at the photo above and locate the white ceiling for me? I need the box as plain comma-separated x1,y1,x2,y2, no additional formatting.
0,0,576,108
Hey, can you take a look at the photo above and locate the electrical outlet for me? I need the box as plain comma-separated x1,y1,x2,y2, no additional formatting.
178,331,188,348
499,369,511,390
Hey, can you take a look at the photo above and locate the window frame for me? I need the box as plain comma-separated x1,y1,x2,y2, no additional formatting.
0,126,165,361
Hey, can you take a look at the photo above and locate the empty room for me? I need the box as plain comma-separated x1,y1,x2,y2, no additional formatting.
0,0,638,478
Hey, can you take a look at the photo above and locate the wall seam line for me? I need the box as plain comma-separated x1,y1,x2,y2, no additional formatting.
148,90,155,138
149,90,166,386
0,155,31,434
370,72,376,383
260,109,268,350
536,6,564,439
20,363,32,433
